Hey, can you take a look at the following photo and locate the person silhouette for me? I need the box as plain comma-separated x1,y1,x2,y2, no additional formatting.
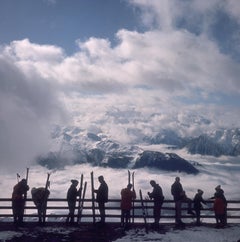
171,177,194,226
66,179,79,225
94,176,108,225
12,179,29,227
148,180,164,229
120,183,136,229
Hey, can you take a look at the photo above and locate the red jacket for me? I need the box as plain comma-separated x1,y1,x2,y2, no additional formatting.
121,188,136,210
214,198,225,215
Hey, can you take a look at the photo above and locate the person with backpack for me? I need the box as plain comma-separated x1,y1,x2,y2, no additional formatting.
148,180,164,229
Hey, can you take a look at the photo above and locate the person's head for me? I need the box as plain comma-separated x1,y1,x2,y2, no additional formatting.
21,179,27,185
150,180,156,187
98,175,104,183
175,177,180,182
197,189,203,195
215,185,221,191
31,187,37,195
127,184,132,189
71,179,79,186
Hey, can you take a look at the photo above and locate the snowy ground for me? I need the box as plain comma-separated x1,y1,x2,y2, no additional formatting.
0,224,239,242
114,225,240,242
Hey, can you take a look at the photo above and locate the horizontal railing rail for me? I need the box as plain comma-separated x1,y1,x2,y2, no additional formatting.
0,198,240,223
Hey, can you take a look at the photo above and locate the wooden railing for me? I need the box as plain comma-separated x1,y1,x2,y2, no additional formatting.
1,198,240,224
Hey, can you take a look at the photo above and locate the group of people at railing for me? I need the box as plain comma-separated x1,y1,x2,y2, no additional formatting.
11,175,227,230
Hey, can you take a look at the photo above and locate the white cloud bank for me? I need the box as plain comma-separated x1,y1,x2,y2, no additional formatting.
0,0,240,170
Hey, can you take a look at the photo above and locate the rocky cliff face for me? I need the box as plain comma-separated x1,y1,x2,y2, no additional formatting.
134,151,199,174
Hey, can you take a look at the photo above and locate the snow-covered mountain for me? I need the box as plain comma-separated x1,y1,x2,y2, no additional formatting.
148,128,240,156
35,121,240,173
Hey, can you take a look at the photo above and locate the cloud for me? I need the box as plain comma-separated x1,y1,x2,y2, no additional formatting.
0,44,68,171
0,1,240,170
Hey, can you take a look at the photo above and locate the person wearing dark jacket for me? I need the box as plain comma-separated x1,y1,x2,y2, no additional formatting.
193,189,206,226
120,183,136,229
171,177,194,225
31,187,50,225
12,179,29,226
66,179,79,225
94,176,108,224
148,180,164,228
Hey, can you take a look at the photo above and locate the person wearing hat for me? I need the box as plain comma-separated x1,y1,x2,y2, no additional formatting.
213,185,227,227
193,189,206,226
12,179,29,227
66,179,79,225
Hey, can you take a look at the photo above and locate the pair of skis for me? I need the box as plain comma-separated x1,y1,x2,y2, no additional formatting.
16,168,30,201
128,171,148,233
139,189,149,233
42,172,51,224
22,168,30,219
77,174,87,224
91,171,96,224
128,170,135,224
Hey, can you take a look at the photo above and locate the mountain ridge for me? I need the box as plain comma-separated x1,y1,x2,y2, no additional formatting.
36,124,240,173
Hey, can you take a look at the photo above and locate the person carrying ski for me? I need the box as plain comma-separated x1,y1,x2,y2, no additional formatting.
66,179,79,225
148,180,164,228
120,183,136,229
94,175,108,225
12,178,29,226
31,187,50,225
193,189,206,226
171,177,194,226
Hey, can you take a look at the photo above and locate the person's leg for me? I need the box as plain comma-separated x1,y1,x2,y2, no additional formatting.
18,200,25,225
99,202,105,223
121,209,124,226
175,201,183,224
154,205,161,224
195,209,201,225
12,200,18,225
126,210,130,226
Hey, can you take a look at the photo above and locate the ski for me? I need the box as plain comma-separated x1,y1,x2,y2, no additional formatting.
139,189,148,233
132,171,135,224
43,173,51,224
77,174,84,223
78,181,87,223
91,171,96,224
17,173,21,183
23,167,30,219
128,170,131,184
24,168,30,201
128,170,135,224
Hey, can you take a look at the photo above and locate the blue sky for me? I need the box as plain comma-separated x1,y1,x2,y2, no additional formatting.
0,0,240,166
0,0,142,54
